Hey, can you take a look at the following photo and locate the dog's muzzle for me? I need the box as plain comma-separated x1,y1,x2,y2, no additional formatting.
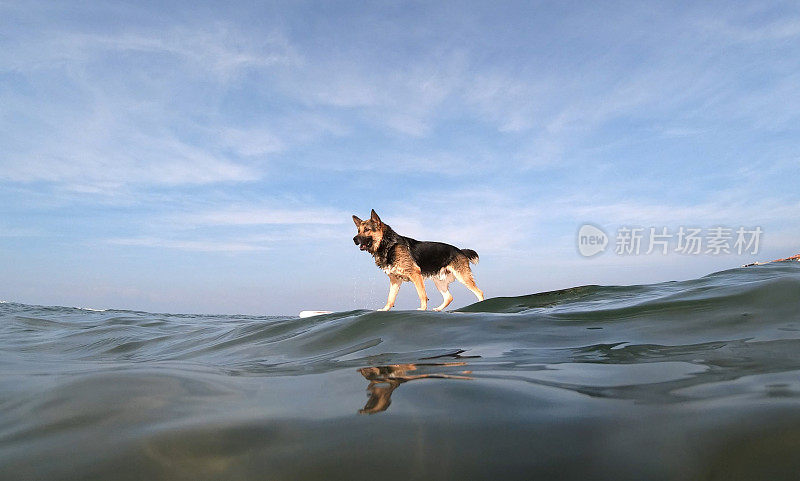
353,235,370,251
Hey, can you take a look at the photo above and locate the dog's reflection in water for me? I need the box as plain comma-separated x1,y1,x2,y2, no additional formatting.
358,362,473,414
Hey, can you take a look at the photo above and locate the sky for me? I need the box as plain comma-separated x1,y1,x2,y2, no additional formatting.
1,0,799,315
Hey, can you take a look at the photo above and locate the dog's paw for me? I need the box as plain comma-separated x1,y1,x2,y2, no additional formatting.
377,306,391,311
416,307,427,311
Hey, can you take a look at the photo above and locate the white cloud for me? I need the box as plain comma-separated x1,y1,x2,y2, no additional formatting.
105,209,350,252
0,14,307,191
558,194,800,227
6,1,797,194
218,127,285,157
0,225,40,237
272,47,468,137
106,237,270,252
0,20,301,79
697,12,800,43
182,206,350,226
0,119,261,186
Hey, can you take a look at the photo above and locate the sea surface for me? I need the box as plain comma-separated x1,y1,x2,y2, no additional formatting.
2,262,800,480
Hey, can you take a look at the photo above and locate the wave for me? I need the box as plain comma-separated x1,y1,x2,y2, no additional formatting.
3,262,799,369
3,262,800,480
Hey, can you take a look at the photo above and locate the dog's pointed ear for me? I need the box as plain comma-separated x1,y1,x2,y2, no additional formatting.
352,215,363,226
370,209,382,225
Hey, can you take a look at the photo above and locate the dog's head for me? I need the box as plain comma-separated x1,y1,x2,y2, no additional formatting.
352,209,385,254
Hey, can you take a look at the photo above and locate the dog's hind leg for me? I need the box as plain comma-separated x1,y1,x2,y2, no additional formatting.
432,275,454,312
378,274,402,311
449,260,484,302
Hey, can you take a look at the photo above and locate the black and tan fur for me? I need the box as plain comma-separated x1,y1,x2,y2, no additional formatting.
353,209,484,311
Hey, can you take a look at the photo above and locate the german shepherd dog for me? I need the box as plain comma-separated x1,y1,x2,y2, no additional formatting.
353,209,484,311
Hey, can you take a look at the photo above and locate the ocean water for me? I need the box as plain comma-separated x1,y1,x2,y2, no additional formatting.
2,262,800,480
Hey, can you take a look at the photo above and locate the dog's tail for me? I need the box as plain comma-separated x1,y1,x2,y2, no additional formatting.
460,249,479,264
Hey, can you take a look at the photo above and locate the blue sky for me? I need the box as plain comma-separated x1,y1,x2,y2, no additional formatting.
1,0,799,314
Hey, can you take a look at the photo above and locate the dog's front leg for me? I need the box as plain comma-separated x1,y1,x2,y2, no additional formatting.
410,271,428,310
378,274,402,311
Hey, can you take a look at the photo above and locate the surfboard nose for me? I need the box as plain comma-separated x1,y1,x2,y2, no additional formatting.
299,310,332,318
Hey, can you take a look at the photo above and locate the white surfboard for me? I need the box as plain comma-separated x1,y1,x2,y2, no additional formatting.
299,310,333,318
